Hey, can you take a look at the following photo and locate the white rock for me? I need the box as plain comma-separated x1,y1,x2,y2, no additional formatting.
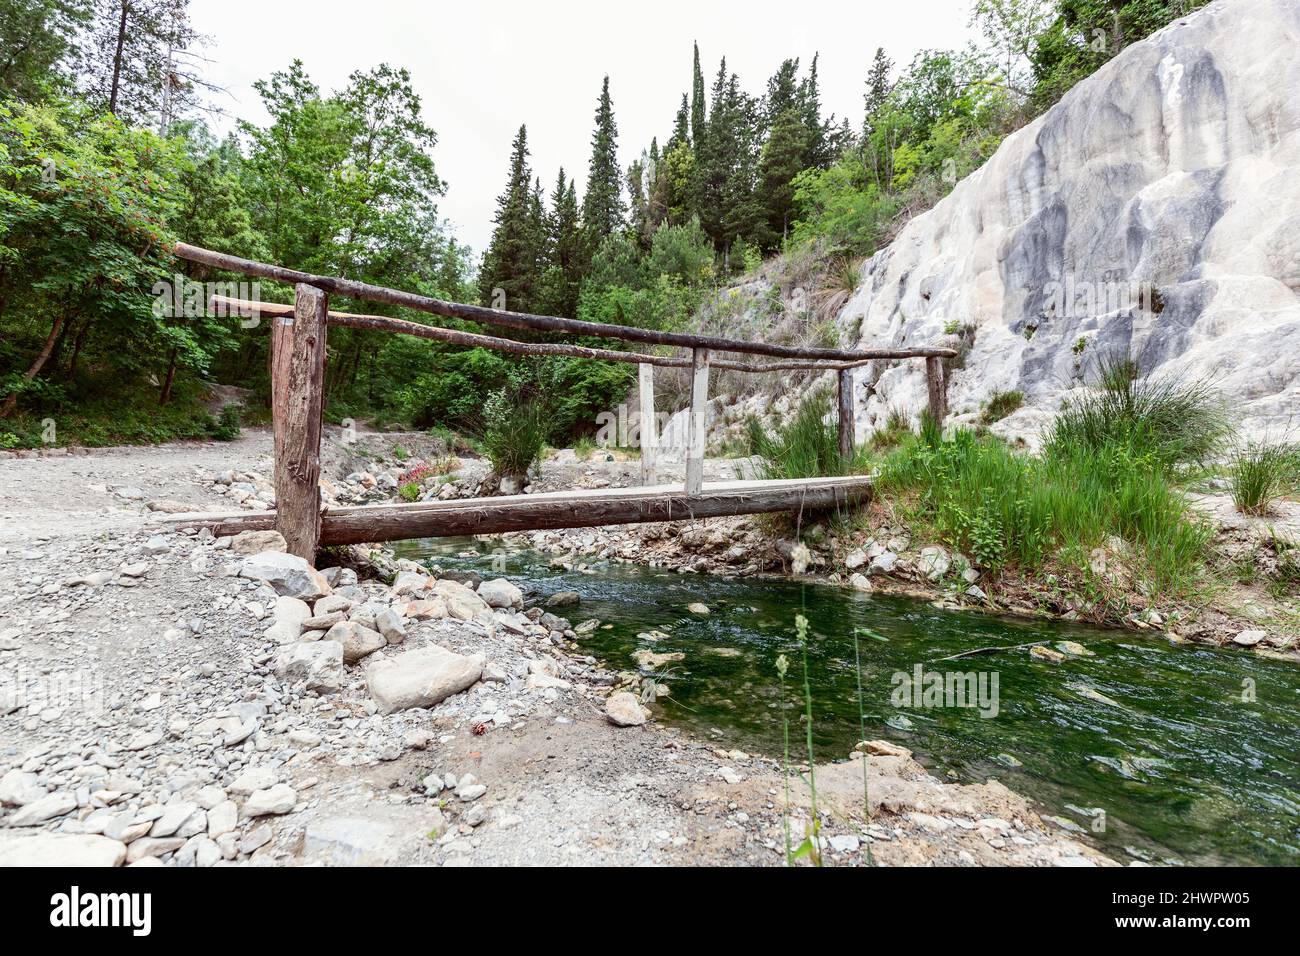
918,546,951,581
0,832,126,867
244,783,297,817
477,578,523,609
868,552,898,575
7,791,76,826
325,621,386,664
365,645,484,714
228,766,279,796
0,769,45,807
230,530,288,555
238,551,330,600
274,640,345,693
605,692,648,727
1233,629,1267,647
206,801,238,838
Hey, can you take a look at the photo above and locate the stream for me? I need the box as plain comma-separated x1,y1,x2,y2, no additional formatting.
394,537,1300,866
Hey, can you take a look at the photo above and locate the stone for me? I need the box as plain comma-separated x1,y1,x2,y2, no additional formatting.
605,691,648,727
365,645,484,714
303,817,397,866
7,791,76,826
848,572,873,592
477,578,524,609
374,608,407,644
455,783,487,802
239,550,330,600
245,784,297,817
1030,645,1067,663
868,552,898,575
325,621,386,664
231,530,288,555
1233,629,1267,647
207,801,238,838
855,739,912,759
228,766,279,796
150,801,200,838
0,769,45,807
0,833,126,867
274,640,345,693
432,579,491,621
844,548,868,571
545,590,581,608
918,546,951,581
239,825,273,855
687,602,710,616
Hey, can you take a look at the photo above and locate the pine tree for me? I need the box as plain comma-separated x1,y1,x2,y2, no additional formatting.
755,107,809,251
580,76,626,252
479,124,544,312
863,47,894,136
668,94,690,151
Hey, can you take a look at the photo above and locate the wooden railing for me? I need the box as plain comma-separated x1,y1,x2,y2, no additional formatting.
176,243,956,559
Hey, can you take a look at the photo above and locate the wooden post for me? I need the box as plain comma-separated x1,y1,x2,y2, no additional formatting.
685,347,710,495
925,356,947,423
272,283,329,562
638,363,658,486
837,368,855,461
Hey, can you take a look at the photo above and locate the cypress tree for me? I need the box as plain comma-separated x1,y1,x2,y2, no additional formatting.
538,168,583,317
690,42,705,149
479,124,543,312
581,76,626,251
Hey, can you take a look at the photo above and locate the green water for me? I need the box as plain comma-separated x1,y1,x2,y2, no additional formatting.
395,538,1300,866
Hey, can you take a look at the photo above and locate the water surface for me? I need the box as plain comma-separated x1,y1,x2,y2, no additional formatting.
396,537,1300,865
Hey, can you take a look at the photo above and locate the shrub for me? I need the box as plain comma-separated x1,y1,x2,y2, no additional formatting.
574,436,596,461
398,481,421,502
747,388,870,479
981,389,1024,425
210,404,242,441
1230,440,1299,515
1045,355,1229,467
480,385,552,479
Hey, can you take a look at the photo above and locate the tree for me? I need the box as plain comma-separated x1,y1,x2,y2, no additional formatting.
80,0,213,128
478,124,543,311
862,47,893,137
580,76,625,251
0,0,92,102
755,108,809,250
689,41,705,149
538,169,582,317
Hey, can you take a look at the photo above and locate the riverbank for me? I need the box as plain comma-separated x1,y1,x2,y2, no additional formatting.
0,434,1113,866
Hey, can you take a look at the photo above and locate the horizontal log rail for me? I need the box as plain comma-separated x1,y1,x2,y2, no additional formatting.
158,476,873,544
178,243,955,364
211,296,898,374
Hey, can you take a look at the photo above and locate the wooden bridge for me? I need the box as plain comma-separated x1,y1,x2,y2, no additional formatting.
162,243,954,561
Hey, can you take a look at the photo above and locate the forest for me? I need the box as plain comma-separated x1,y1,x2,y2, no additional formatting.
0,0,1209,449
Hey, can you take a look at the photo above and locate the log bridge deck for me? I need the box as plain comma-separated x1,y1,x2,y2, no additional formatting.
161,475,874,545
169,243,952,556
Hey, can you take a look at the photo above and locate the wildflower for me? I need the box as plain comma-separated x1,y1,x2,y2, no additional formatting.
775,654,789,679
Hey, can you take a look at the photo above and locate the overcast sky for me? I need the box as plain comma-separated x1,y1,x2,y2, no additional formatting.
190,0,978,254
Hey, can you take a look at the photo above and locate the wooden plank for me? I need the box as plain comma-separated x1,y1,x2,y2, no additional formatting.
272,284,329,561
837,367,855,462
159,476,874,543
178,244,956,363
925,356,948,423
685,348,710,495
638,363,658,486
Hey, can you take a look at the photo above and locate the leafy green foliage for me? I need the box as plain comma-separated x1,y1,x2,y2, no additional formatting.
981,389,1024,424
747,387,870,479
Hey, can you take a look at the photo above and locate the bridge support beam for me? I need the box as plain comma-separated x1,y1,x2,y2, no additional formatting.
272,283,329,561
685,348,710,494
837,367,855,462
638,362,658,486
925,356,947,424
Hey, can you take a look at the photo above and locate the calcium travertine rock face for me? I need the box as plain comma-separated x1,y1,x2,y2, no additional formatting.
838,0,1300,443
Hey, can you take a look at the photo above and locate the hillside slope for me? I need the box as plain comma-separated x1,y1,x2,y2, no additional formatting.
844,0,1299,442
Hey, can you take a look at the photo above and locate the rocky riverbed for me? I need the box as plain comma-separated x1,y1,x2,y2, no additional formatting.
0,431,1116,867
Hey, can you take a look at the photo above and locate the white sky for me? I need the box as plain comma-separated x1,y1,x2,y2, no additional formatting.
190,0,978,254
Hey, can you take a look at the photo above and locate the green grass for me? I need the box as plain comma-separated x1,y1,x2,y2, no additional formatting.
573,436,597,461
1229,439,1298,515
876,424,1212,598
480,390,551,479
747,387,871,480
1045,355,1230,468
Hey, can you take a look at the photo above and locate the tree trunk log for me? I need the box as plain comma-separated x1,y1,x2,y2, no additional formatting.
0,314,65,418
925,356,947,424
837,367,855,462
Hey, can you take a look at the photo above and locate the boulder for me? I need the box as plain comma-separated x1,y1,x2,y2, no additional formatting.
274,640,345,693
432,579,491,621
477,578,524,609
0,833,126,867
324,621,386,664
244,784,297,817
365,645,483,714
239,551,330,600
605,692,648,727
918,547,951,581
230,530,288,555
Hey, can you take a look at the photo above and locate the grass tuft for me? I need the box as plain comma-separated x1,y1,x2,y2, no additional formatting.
747,387,871,479
1229,439,1298,516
